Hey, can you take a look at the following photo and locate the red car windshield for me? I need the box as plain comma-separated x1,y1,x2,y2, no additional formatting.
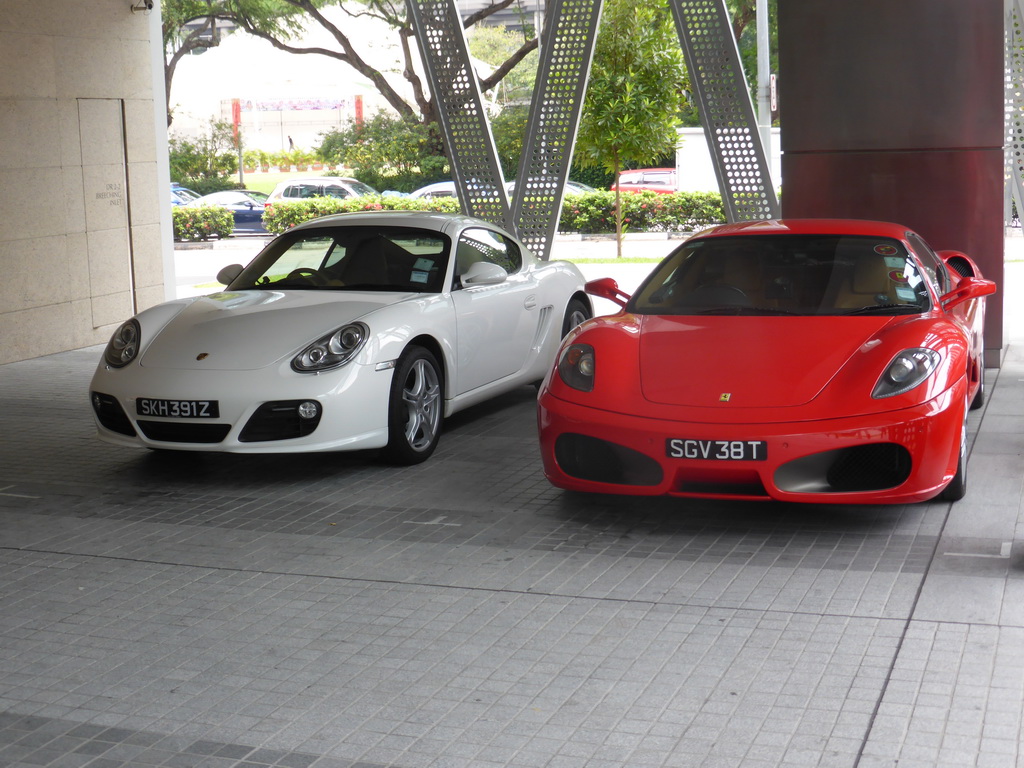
630,234,932,316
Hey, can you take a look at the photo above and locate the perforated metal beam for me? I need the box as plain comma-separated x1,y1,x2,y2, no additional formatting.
511,0,603,258
1006,0,1024,225
668,0,779,221
408,0,776,246
406,0,512,230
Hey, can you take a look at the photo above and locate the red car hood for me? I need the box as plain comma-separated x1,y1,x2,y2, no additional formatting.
638,315,891,408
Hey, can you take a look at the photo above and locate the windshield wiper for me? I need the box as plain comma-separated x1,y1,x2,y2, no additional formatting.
688,305,800,316
841,304,922,315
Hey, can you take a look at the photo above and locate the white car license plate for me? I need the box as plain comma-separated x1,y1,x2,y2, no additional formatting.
136,398,220,418
666,439,767,461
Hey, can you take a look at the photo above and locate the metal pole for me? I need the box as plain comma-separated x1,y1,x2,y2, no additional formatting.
756,0,772,181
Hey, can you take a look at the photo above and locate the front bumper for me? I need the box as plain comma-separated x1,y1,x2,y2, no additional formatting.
89,359,394,453
537,383,966,504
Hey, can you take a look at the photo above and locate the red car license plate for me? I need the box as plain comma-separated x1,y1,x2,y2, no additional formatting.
666,439,767,461
136,398,220,418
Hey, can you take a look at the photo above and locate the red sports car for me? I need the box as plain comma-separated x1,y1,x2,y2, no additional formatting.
538,219,996,504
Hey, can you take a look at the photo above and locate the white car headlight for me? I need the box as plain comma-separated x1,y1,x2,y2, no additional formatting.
293,322,369,373
103,319,141,368
872,348,941,399
557,343,595,392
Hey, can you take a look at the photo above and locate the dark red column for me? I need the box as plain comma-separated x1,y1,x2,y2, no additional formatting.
778,0,1005,364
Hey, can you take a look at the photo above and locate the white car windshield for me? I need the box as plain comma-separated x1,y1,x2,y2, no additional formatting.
630,234,933,316
229,226,451,293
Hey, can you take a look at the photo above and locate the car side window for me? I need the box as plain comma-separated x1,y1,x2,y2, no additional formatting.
284,184,322,199
905,232,950,296
455,228,522,277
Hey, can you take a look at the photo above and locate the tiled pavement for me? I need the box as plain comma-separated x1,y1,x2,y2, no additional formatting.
2,257,1024,767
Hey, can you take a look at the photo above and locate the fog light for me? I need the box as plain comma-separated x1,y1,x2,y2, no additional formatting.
297,401,320,420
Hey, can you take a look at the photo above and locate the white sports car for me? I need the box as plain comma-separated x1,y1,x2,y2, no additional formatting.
90,211,592,463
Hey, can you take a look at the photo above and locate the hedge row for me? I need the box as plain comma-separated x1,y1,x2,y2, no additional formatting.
262,195,460,233
172,205,234,241
261,190,725,236
561,190,725,234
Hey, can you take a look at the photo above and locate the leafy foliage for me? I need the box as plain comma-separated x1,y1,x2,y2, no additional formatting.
468,24,539,107
728,0,779,124
162,0,539,129
316,113,449,193
489,105,530,179
262,195,461,234
575,0,689,252
169,119,240,192
261,189,724,236
560,191,725,234
162,1,307,126
172,205,235,241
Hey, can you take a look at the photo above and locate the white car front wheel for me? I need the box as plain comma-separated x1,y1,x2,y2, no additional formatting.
384,346,443,464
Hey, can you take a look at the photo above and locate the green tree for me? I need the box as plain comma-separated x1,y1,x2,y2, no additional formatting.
162,1,306,127
169,118,240,193
317,112,448,193
489,104,529,179
729,0,779,124
194,0,539,128
575,0,688,255
468,24,539,107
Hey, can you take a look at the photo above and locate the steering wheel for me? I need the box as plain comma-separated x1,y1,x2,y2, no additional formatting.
285,268,328,286
679,283,751,307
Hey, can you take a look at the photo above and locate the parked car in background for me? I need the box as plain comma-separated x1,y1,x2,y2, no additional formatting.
90,211,592,464
506,180,598,196
539,218,996,504
610,168,677,194
187,190,268,234
408,181,457,199
170,184,200,205
266,177,378,203
410,179,597,201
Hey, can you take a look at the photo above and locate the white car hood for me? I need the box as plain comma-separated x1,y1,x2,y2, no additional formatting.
139,290,405,371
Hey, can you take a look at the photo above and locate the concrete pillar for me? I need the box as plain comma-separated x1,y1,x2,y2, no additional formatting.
778,0,1005,364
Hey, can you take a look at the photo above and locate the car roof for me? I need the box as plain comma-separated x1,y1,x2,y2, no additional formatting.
288,209,506,234
693,218,914,241
273,176,362,186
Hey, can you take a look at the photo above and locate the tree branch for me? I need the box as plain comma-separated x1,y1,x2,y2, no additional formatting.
478,36,538,92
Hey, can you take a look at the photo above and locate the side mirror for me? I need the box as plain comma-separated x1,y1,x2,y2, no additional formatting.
585,277,631,308
216,264,244,285
940,276,997,311
462,261,508,286
936,249,985,282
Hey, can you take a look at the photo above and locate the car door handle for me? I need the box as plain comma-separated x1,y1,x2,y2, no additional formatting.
524,295,537,310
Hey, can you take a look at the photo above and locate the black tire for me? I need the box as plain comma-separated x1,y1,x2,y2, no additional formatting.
970,367,985,410
383,346,443,465
562,297,591,337
939,414,968,501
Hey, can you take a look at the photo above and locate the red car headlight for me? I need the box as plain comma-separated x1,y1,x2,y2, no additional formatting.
557,343,595,392
872,348,941,399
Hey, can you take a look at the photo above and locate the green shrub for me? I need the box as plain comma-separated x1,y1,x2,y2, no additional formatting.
259,189,724,237
559,190,725,234
175,176,239,196
316,113,449,194
262,195,461,234
172,205,234,241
